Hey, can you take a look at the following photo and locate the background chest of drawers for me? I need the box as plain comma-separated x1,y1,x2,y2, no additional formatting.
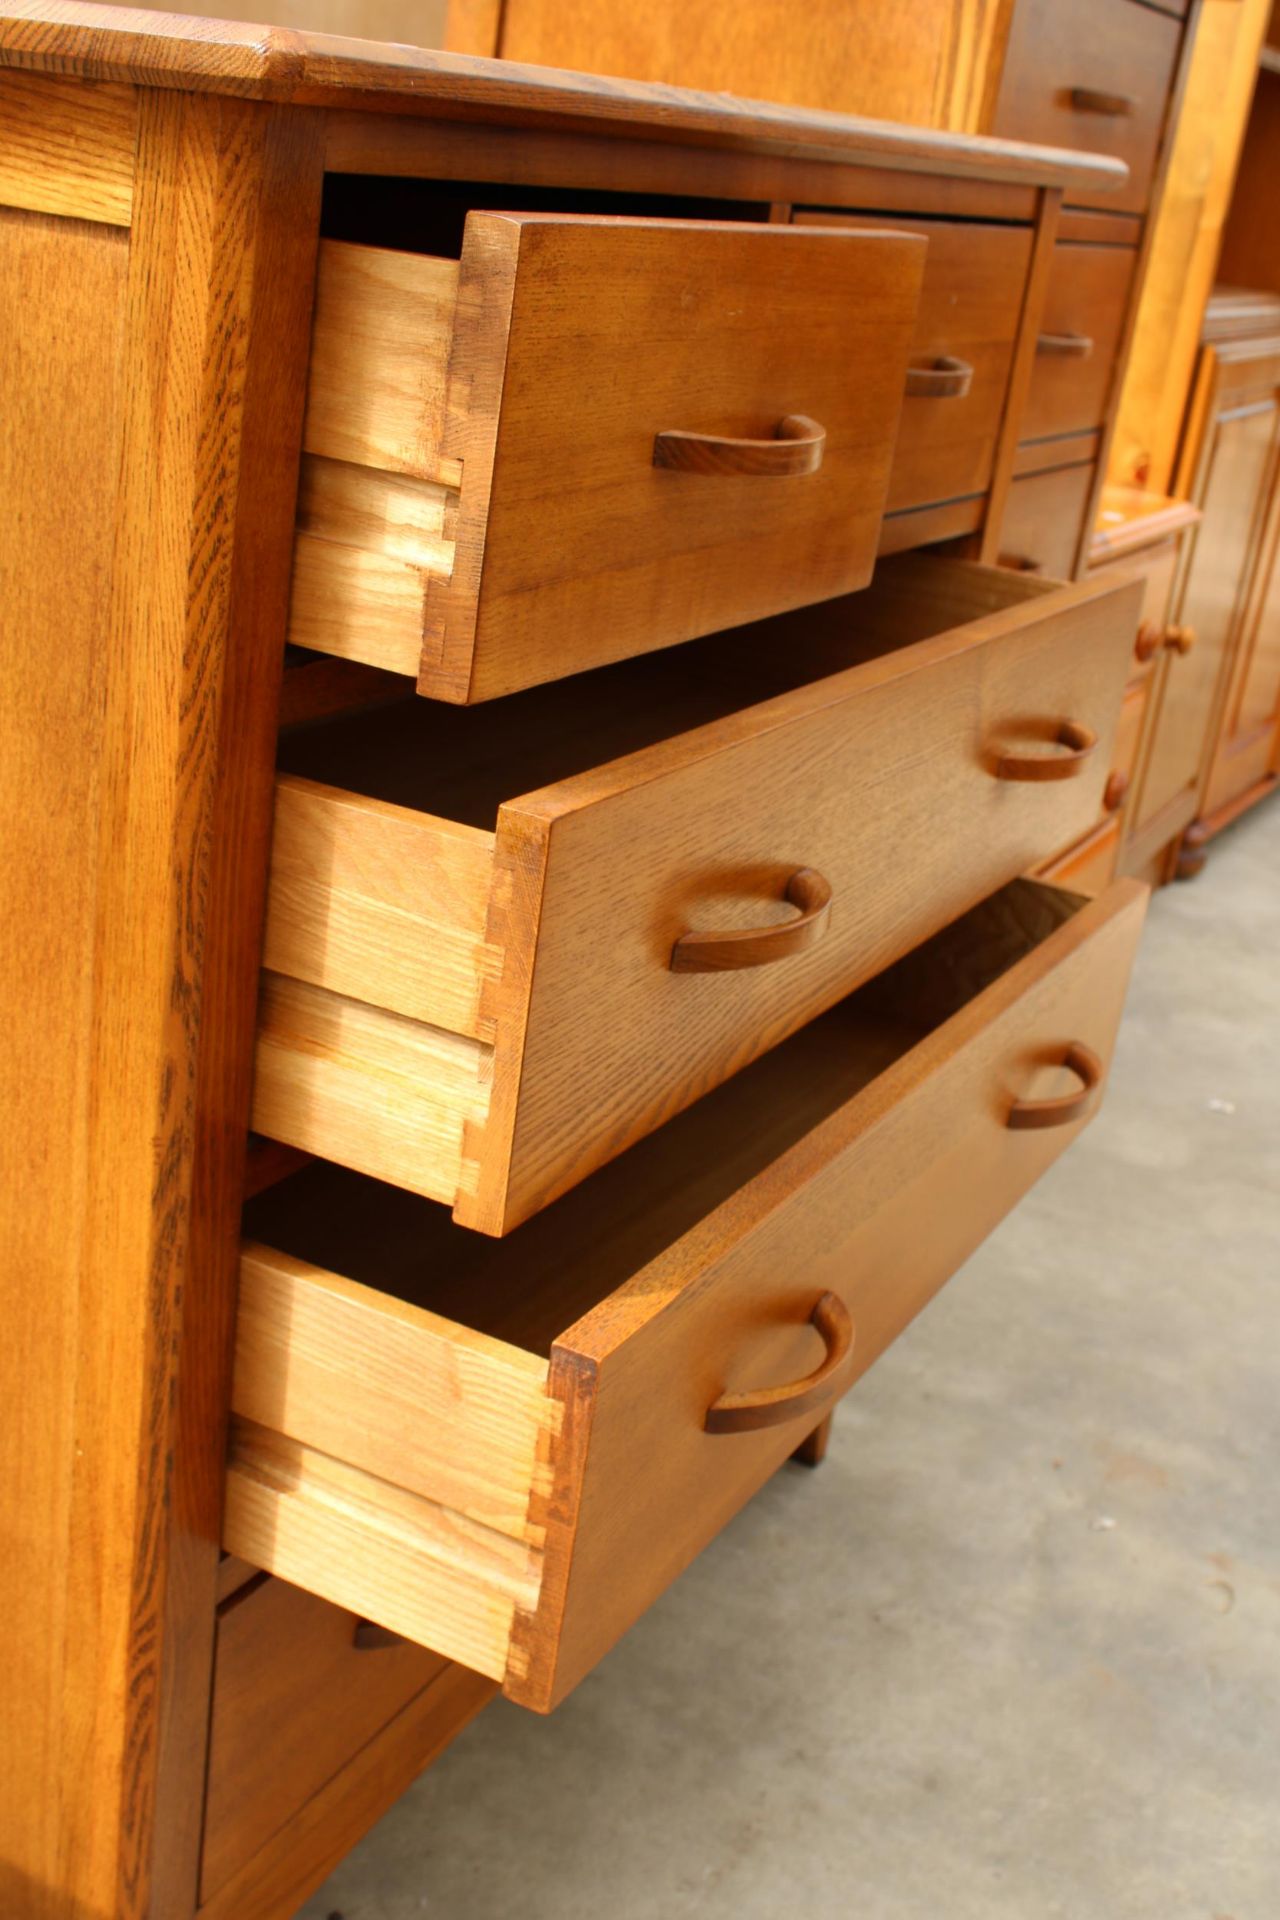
0,10,1153,1919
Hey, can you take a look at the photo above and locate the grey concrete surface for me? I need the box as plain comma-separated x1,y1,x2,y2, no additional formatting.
300,802,1280,1920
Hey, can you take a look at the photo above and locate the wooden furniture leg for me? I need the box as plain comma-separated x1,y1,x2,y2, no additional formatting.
792,1412,835,1467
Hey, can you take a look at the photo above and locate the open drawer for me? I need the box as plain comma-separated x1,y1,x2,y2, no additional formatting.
254,555,1142,1235
229,877,1149,1712
288,213,925,701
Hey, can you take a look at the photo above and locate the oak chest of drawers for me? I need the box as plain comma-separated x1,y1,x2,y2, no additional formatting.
0,11,1151,1919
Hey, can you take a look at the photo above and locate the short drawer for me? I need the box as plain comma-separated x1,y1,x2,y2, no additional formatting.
201,1575,490,1904
999,462,1096,579
1023,241,1137,444
253,555,1142,1235
290,214,924,702
794,212,1032,516
228,877,1148,1712
1037,816,1121,897
992,0,1182,216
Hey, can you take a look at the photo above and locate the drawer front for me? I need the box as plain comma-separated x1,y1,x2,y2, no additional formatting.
999,462,1096,579
1023,241,1136,444
201,1576,485,1903
993,0,1182,215
795,213,1032,515
228,879,1148,1712
1038,815,1121,896
255,559,1141,1235
292,215,925,702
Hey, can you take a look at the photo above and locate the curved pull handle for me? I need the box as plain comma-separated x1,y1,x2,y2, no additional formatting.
1037,331,1094,358
1103,769,1129,812
705,1292,855,1435
1165,624,1197,655
671,867,832,973
1007,1041,1103,1132
994,719,1098,783
1069,85,1136,116
905,354,974,399
654,413,825,477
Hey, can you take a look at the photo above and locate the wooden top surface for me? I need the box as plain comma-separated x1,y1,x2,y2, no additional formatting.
0,1,1129,190
1090,486,1201,563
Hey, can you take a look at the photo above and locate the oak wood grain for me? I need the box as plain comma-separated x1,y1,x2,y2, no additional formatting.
201,1579,451,1904
0,197,130,1920
794,211,1032,515
0,3,1128,195
235,878,1147,1711
255,557,1141,1235
991,0,1182,214
1022,240,1138,443
197,1653,493,1920
0,68,135,223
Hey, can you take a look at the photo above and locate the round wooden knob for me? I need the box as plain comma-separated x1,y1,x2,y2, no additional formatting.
1165,624,1197,655
1134,621,1161,663
1103,770,1129,812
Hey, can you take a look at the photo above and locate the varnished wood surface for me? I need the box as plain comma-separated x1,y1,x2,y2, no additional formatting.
998,461,1098,579
794,211,1032,516
0,2,1128,191
298,214,927,699
991,0,1183,214
1022,240,1138,444
198,1653,494,1920
479,0,1015,134
0,67,135,221
0,74,325,1920
1091,487,1201,564
0,200,131,1920
201,1578,452,1902
255,557,1140,1236
234,877,1148,1712
1106,0,1271,494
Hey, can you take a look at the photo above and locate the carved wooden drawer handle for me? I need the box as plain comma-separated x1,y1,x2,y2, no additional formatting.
1069,85,1136,116
671,867,832,973
705,1292,855,1435
905,354,974,399
653,413,825,477
1007,1041,1103,1131
1103,770,1129,812
994,720,1098,783
1037,331,1094,358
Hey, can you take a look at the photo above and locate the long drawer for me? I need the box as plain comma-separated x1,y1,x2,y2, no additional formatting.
253,555,1142,1235
228,877,1149,1713
290,214,924,701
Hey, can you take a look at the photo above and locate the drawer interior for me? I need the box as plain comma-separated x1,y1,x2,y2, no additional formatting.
246,875,1086,1351
277,555,1063,833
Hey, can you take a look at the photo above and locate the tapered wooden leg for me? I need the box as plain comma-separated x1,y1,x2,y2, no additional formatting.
792,1411,834,1467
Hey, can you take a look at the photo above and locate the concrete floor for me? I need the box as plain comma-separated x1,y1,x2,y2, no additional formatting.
300,803,1280,1920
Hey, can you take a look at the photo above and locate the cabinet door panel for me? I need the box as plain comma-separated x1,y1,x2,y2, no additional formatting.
1136,390,1278,838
